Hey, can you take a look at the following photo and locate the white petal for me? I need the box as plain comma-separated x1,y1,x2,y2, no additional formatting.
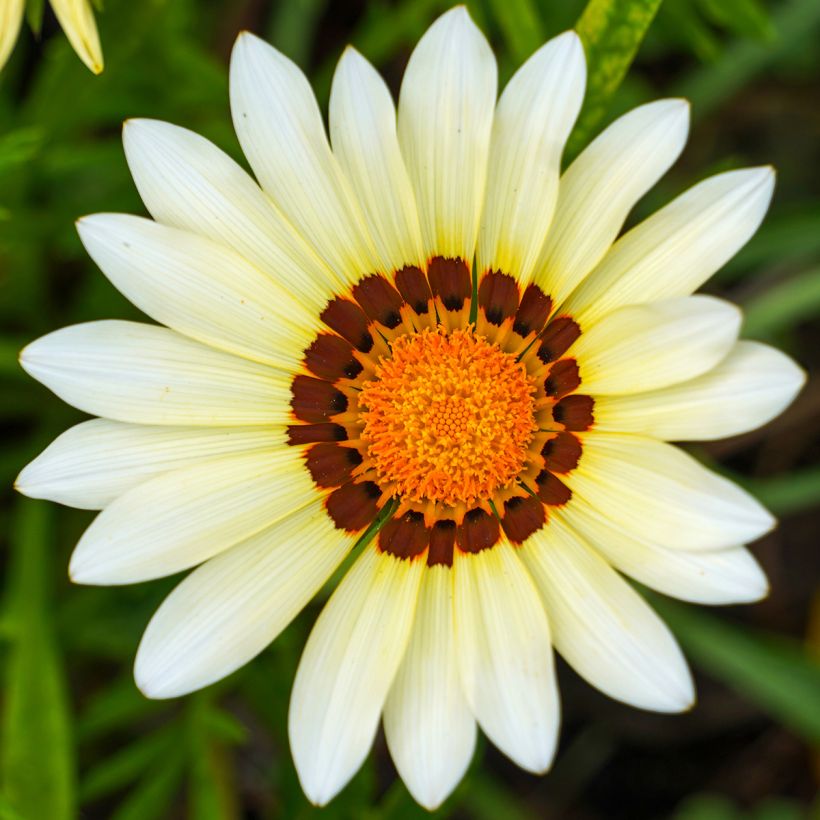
122,119,338,311
533,99,690,304
521,515,694,712
564,168,776,326
230,32,379,282
289,546,423,806
20,321,291,426
135,502,353,699
398,7,497,262
567,432,774,551
384,565,476,810
69,448,313,584
0,0,24,72
477,31,585,283
454,542,559,773
561,499,768,605
329,48,425,271
49,0,103,74
593,340,806,440
570,296,740,395
15,419,281,510
77,214,315,369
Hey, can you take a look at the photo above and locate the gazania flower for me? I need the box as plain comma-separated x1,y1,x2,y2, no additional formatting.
0,0,103,74
16,6,804,811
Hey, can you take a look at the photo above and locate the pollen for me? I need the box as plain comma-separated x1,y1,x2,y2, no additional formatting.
359,328,538,508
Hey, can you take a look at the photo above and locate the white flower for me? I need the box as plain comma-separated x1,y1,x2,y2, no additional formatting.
16,7,804,811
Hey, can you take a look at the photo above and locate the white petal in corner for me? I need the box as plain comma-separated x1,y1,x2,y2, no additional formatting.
477,31,585,283
20,321,291,426
69,448,314,584
398,7,497,262
330,48,425,272
567,432,774,551
593,341,806,440
569,296,740,395
230,32,378,283
135,502,354,699
78,215,316,370
454,542,559,773
521,515,694,712
16,419,283,510
50,0,103,74
289,546,423,806
123,119,338,312
561,498,768,605
384,566,476,811
533,99,689,305
0,0,24,72
564,168,776,326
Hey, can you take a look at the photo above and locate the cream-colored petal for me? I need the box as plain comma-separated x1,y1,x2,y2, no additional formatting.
69,447,313,584
15,419,283,510
521,516,694,712
230,32,379,282
560,500,768,605
593,340,806,440
135,502,354,699
384,565,476,811
122,119,338,311
570,296,740,395
289,547,423,806
567,432,774,551
398,7,497,262
454,542,559,773
533,99,689,304
329,48,425,272
77,214,315,370
49,0,103,73
20,321,291,426
477,31,585,283
0,0,24,71
564,168,776,326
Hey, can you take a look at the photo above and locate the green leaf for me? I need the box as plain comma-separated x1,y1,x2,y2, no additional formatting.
745,467,820,518
566,0,664,160
25,0,45,36
742,267,820,340
652,597,820,745
110,745,186,820
1,500,76,820
486,0,545,63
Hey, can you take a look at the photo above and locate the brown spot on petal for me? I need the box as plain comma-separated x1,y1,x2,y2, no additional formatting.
427,519,456,567
535,471,572,506
352,274,404,329
541,432,582,474
553,394,594,431
514,284,552,337
287,423,347,445
538,317,581,364
305,443,362,488
326,481,381,532
501,495,546,544
478,271,520,325
545,359,581,399
378,510,430,559
456,508,501,554
428,257,471,311
304,333,363,381
291,375,348,423
321,297,373,353
395,265,432,314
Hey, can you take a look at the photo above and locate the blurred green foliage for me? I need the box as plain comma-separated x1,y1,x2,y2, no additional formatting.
1,0,819,818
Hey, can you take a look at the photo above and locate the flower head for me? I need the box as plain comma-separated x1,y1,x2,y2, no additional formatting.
16,6,805,810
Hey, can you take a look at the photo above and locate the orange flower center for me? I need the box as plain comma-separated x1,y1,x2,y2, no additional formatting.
359,327,537,508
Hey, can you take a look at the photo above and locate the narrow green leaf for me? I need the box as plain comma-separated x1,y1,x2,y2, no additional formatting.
566,0,664,160
110,746,186,820
486,0,545,63
1,500,76,820
745,466,820,518
742,268,820,340
652,597,820,744
267,0,328,66
25,0,46,36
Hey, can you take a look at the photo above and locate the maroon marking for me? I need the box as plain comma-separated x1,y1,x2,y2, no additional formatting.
478,271,520,325
378,510,430,560
456,508,501,553
321,297,373,353
537,317,581,364
304,333,363,381
501,495,547,544
535,471,572,506
513,284,552,337
287,423,347,446
427,257,471,311
395,265,432,314
352,274,404,329
305,443,363,488
290,375,348,423
326,481,381,532
541,432,582,474
427,519,456,567
553,394,594,431
545,359,581,399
